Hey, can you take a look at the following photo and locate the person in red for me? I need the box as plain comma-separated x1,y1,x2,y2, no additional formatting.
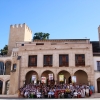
54,90,58,98
89,89,92,96
77,89,81,98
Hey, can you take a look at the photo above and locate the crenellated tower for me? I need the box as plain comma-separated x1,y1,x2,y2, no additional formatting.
8,23,32,55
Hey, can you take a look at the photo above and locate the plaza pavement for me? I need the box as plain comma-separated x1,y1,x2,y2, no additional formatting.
0,93,100,99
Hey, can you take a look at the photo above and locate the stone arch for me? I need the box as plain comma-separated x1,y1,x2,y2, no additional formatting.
74,70,88,85
97,77,100,93
41,70,55,79
0,78,4,82
0,60,4,63
41,70,55,85
0,80,3,94
57,69,71,75
4,59,12,63
5,78,10,82
41,69,55,76
57,70,71,84
73,68,88,75
25,70,38,85
5,61,11,75
0,61,5,75
5,80,10,94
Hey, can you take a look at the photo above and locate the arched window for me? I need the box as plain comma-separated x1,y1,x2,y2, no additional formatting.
5,61,11,75
0,61,4,75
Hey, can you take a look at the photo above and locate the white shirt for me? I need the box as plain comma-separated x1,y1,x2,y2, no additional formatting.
74,92,78,96
86,88,89,93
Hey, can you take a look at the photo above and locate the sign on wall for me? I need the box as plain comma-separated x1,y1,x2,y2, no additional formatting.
32,75,36,81
59,75,64,81
49,74,53,80
72,76,76,83
41,77,46,83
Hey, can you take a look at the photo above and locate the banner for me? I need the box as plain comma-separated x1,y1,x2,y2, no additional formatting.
41,77,46,83
72,76,76,83
49,74,53,80
59,75,64,81
32,75,36,81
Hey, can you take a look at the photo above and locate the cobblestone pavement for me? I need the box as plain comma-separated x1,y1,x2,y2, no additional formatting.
0,93,100,99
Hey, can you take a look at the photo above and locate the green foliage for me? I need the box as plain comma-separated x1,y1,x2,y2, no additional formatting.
33,32,50,40
0,45,8,55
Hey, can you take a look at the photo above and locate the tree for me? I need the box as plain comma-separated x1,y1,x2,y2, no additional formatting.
33,32,50,40
0,45,8,55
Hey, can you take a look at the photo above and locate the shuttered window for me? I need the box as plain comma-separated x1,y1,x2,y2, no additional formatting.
97,61,100,71
59,55,69,67
75,54,85,66
28,55,37,67
44,55,52,67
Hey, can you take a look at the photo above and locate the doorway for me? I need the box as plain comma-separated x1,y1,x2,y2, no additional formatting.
97,78,100,93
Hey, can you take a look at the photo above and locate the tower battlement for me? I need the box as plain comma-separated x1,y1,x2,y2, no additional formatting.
10,23,32,33
8,23,32,56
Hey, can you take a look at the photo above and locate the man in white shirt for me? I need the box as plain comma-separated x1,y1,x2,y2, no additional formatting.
85,87,89,97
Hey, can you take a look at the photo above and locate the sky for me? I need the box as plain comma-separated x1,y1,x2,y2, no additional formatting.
0,0,100,49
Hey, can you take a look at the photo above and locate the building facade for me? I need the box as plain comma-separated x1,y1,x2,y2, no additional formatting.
0,23,99,95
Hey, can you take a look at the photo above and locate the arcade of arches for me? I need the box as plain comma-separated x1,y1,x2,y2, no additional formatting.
25,70,89,86
0,61,11,75
0,80,10,94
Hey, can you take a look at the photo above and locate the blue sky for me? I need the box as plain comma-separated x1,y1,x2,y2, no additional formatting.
0,0,100,49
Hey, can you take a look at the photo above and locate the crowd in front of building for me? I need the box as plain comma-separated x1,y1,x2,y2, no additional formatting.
19,82,95,98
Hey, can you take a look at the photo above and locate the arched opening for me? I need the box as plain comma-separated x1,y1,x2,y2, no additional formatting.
41,70,55,86
0,61,4,75
0,80,3,94
5,80,10,94
25,70,38,85
57,70,71,84
5,61,11,75
97,78,100,93
74,70,88,85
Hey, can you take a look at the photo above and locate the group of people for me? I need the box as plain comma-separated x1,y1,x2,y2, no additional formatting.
19,82,94,98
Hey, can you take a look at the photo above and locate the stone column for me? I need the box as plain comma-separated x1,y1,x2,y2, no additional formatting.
11,63,13,71
38,72,41,84
53,54,59,67
2,81,5,94
54,70,57,85
37,54,43,67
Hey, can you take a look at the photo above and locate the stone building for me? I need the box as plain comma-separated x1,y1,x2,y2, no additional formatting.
90,25,100,93
0,23,98,95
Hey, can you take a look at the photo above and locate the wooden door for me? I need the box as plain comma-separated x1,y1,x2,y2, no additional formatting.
97,81,100,93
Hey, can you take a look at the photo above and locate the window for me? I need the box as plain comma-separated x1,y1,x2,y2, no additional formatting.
59,54,69,67
75,54,85,66
28,55,37,67
13,64,16,70
17,56,21,60
21,44,24,46
97,61,100,71
36,43,44,45
44,55,52,67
